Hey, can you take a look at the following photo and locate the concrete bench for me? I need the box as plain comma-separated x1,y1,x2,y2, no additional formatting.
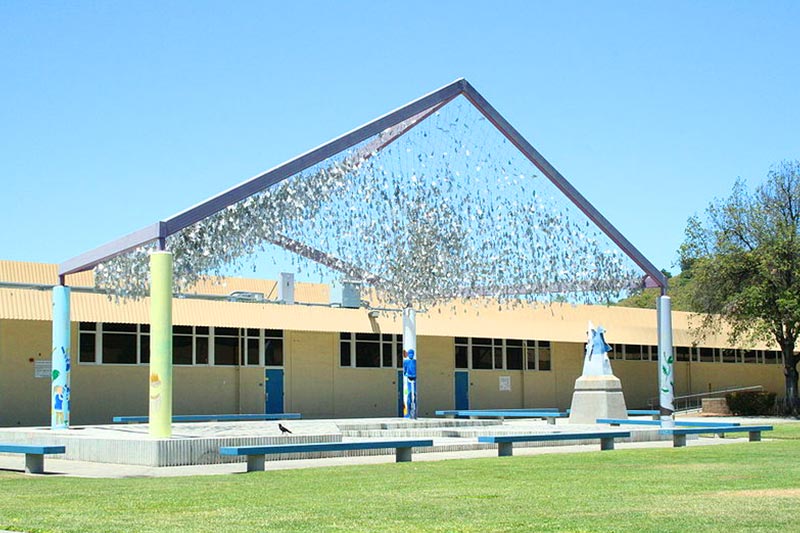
436,410,567,424
220,439,434,472
626,409,661,420
597,418,741,428
0,444,65,474
113,413,302,424
478,431,631,456
659,425,773,447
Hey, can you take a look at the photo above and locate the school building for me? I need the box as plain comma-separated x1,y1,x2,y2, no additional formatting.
0,260,785,427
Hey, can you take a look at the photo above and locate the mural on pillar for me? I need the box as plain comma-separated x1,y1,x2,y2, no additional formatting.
660,352,675,407
51,346,70,427
90,96,649,310
150,372,163,413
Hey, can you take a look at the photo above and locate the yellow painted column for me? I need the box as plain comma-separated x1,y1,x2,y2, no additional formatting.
149,251,173,438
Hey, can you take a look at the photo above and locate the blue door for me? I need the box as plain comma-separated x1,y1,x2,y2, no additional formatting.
397,370,404,416
455,371,469,410
265,368,284,414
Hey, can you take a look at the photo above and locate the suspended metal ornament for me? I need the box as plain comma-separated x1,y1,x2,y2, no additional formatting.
94,97,645,306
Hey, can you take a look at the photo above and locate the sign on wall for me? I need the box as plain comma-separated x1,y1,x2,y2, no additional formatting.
34,359,51,379
499,376,511,391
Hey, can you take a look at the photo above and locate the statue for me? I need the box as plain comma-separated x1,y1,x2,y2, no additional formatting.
582,322,614,376
568,321,628,424
403,349,417,419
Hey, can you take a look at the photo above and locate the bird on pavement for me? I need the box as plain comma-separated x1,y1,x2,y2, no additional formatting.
278,423,292,434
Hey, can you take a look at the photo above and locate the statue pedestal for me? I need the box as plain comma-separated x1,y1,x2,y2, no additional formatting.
568,375,628,424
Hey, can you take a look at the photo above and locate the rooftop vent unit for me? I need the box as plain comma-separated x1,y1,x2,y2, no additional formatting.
228,291,265,302
278,272,295,304
341,281,362,309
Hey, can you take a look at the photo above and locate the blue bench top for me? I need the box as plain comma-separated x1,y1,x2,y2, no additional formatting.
659,425,773,436
220,439,434,456
113,413,302,423
435,410,567,418
436,408,560,415
597,418,741,428
478,431,630,444
0,444,65,454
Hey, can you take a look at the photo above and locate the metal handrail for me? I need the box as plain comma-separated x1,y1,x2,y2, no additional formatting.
647,385,764,412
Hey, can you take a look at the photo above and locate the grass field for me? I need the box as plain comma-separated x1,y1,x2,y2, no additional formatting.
1,423,798,532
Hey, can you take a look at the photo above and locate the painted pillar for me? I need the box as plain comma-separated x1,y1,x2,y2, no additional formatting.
51,285,71,429
657,295,675,428
149,251,173,438
402,307,417,419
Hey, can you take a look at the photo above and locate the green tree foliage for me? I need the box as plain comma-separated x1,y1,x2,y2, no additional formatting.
615,269,695,311
679,161,800,410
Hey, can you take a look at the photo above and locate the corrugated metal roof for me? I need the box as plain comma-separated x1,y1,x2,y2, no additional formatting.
0,261,328,304
0,261,774,350
0,260,92,286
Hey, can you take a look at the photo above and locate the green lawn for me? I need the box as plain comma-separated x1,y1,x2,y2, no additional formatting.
1,423,799,533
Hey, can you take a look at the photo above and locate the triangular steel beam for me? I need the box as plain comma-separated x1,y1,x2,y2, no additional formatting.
59,78,666,289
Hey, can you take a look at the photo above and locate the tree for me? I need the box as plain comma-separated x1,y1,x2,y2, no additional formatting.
615,269,695,311
680,161,800,411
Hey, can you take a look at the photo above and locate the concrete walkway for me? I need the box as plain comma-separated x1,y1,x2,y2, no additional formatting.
1,414,791,478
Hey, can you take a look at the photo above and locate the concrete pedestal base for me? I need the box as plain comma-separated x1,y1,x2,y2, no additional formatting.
568,375,628,424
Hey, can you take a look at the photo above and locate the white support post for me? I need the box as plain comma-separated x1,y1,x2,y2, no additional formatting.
402,307,418,419
657,295,675,428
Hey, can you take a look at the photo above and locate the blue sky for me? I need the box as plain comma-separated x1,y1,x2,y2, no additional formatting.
1,1,798,280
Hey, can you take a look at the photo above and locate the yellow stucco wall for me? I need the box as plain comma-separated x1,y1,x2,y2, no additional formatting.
287,331,335,418
0,320,53,426
417,336,454,417
0,318,789,426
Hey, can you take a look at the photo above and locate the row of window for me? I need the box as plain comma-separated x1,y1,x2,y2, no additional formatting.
77,322,785,368
454,337,551,371
79,322,284,366
608,344,785,365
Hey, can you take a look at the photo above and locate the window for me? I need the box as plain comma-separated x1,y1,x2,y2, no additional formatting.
340,333,352,367
455,337,468,369
355,333,381,368
608,344,623,360
101,323,137,364
526,341,537,369
173,326,193,365
264,330,283,366
456,337,550,371
506,339,523,370
339,332,402,368
624,344,644,361
78,323,282,367
471,338,493,369
538,341,551,371
721,349,737,364
675,346,691,362
213,327,239,366
195,326,209,365
699,347,715,362
79,322,98,363
743,350,758,364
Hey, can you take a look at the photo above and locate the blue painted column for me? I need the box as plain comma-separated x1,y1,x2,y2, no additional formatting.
51,285,71,429
402,307,417,419
657,295,675,428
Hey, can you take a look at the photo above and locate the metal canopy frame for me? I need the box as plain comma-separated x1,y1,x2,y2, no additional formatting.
59,78,667,289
